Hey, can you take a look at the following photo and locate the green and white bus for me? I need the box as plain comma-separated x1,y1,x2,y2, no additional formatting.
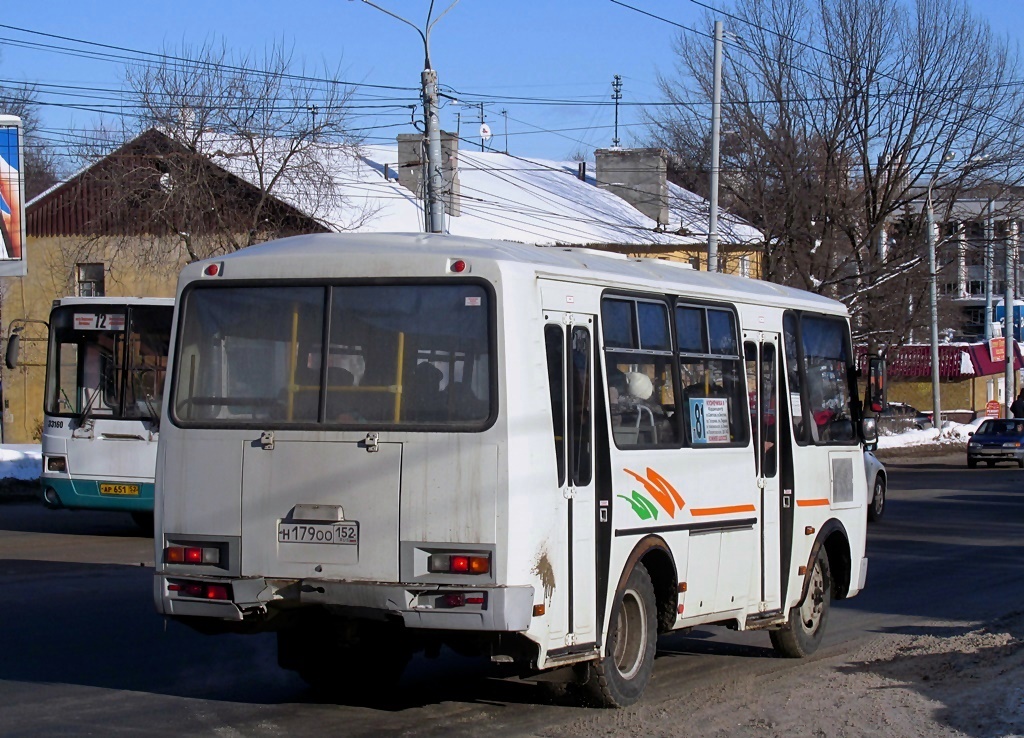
41,297,173,529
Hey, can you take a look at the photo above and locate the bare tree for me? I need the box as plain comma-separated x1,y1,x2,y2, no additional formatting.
74,39,368,268
0,73,62,199
648,0,1024,347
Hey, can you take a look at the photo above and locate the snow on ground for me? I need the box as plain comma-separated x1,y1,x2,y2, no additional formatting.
876,416,983,451
0,445,41,482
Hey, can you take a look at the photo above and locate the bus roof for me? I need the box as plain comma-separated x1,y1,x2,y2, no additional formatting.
53,296,175,308
182,233,847,316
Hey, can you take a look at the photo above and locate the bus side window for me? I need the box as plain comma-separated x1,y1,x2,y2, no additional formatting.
603,297,678,449
570,327,593,486
544,325,566,487
676,305,747,446
744,342,759,474
783,313,807,443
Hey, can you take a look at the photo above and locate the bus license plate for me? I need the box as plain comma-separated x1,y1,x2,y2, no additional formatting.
100,483,140,496
278,521,358,546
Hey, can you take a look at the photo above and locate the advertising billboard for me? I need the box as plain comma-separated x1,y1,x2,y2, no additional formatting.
0,115,26,277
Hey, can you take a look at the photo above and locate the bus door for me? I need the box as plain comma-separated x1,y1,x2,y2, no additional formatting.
544,312,598,648
744,332,783,614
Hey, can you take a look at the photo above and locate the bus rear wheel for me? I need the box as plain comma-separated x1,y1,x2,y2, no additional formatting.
770,547,831,658
582,562,657,707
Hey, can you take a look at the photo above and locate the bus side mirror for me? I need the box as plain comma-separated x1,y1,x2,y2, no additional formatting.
867,356,887,413
861,416,878,445
5,332,20,370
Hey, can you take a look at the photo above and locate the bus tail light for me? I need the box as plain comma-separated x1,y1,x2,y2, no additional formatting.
165,545,221,565
440,592,486,608
169,580,232,600
428,553,490,575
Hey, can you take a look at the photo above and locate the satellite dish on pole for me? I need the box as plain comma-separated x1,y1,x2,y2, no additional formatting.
479,123,492,142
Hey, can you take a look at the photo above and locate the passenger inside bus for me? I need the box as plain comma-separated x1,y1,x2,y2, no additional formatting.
608,367,674,446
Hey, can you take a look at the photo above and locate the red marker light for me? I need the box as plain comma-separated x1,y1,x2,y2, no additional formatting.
205,585,230,601
442,594,465,607
450,259,467,273
184,547,203,563
203,263,222,277
451,556,470,572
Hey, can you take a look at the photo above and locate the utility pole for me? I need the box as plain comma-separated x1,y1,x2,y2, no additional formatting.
478,102,485,151
926,151,954,436
985,199,994,339
356,0,460,234
611,74,623,148
1006,222,1016,416
707,20,723,273
501,108,508,154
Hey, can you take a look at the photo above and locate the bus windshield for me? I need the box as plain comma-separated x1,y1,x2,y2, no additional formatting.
44,304,173,420
171,283,493,429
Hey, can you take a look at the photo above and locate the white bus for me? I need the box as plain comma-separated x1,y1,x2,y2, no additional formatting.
39,297,174,529
154,234,877,706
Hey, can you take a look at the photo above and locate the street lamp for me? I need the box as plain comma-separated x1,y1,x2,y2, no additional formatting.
355,0,461,234
926,151,955,434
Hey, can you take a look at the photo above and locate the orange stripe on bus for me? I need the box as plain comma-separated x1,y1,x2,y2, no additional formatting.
796,498,830,507
690,504,757,516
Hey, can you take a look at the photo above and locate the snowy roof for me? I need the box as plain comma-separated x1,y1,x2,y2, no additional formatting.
204,134,764,249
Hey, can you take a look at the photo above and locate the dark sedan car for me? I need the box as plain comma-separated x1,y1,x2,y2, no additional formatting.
877,402,933,434
967,419,1024,468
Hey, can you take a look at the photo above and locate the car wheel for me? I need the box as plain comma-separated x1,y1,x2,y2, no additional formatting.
770,547,831,658
582,562,657,707
968,458,977,469
867,474,886,523
986,461,995,468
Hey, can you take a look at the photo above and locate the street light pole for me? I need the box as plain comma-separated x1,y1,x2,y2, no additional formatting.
926,152,955,434
357,0,460,234
707,20,723,273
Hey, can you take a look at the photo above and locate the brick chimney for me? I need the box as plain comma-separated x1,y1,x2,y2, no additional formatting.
594,148,669,227
396,131,461,217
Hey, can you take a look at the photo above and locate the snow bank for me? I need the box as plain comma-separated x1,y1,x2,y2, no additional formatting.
0,445,42,481
876,418,982,450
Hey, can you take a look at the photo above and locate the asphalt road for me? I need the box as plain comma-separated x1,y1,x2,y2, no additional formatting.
1,454,1022,737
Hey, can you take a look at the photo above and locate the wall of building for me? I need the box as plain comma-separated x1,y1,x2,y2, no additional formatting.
887,376,1001,421
1,235,184,442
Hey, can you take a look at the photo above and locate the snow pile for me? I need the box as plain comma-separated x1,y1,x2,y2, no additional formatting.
0,445,41,482
876,417,983,451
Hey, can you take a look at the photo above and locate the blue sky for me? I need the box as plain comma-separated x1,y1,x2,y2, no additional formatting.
0,0,1019,166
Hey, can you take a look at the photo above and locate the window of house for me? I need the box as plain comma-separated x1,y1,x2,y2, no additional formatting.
76,263,105,297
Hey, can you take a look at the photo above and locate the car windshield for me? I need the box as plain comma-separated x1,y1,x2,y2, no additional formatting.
977,420,1024,435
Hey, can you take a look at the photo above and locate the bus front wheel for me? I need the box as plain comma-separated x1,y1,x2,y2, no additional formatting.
770,548,831,658
583,562,657,707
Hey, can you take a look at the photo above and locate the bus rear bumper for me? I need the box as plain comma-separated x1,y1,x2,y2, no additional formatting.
155,574,535,632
